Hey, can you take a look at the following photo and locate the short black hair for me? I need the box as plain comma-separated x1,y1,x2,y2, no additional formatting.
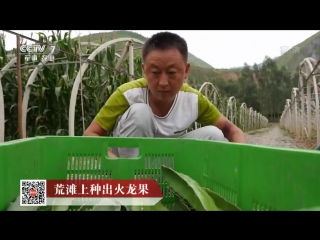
142,32,188,63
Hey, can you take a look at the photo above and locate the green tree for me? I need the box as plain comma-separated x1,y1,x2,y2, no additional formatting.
238,63,260,111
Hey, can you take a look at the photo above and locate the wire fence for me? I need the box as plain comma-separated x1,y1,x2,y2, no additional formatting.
280,57,320,149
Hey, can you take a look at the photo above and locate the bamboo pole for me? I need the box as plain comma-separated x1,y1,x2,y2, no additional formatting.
16,35,23,138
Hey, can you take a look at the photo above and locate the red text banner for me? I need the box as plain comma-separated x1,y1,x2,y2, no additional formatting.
46,180,163,198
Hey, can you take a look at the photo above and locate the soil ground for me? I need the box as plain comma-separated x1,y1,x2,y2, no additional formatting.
245,123,315,149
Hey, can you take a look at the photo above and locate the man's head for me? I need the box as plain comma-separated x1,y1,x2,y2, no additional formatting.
142,32,190,103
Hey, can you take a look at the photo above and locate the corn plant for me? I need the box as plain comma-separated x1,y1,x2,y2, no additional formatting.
0,36,31,140
1,31,143,140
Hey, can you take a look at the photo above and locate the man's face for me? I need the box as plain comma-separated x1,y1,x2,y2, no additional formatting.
142,48,190,103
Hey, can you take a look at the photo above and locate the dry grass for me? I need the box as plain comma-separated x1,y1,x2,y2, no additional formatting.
280,127,318,150
247,127,270,135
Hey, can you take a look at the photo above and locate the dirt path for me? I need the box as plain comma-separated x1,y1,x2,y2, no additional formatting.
245,123,297,148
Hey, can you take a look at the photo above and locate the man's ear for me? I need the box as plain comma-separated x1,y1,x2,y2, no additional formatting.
142,63,146,77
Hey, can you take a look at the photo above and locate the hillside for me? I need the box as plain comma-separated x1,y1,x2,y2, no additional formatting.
274,31,320,72
80,30,320,82
77,31,240,83
78,30,320,75
79,30,214,69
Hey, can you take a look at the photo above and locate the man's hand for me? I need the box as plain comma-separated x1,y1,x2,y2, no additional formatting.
107,150,118,158
213,116,247,143
84,121,119,158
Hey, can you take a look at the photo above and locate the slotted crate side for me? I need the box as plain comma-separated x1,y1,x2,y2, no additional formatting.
1,137,226,211
37,136,205,207
201,141,320,211
40,137,106,181
0,138,42,211
239,145,320,211
199,140,241,209
2,136,320,211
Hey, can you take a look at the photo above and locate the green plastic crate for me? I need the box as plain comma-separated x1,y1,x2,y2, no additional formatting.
1,136,320,211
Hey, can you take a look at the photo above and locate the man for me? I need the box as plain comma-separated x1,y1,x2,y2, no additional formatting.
84,32,247,158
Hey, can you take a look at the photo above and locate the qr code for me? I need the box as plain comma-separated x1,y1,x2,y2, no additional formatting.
20,180,46,206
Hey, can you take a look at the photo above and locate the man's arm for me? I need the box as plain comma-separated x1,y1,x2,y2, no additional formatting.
83,120,107,136
213,115,247,143
83,120,118,158
84,121,108,136
84,88,128,136
83,88,130,157
196,90,247,143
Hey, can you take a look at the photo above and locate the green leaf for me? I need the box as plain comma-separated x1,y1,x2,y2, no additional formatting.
203,188,241,211
27,106,39,113
91,205,121,211
126,202,169,211
173,194,191,211
78,205,92,211
56,129,66,135
55,87,61,98
161,165,218,211
50,198,70,211
152,201,169,211
129,205,152,211
37,206,53,211
52,205,69,211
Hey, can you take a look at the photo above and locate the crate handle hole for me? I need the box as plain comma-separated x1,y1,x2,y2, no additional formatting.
108,147,141,159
